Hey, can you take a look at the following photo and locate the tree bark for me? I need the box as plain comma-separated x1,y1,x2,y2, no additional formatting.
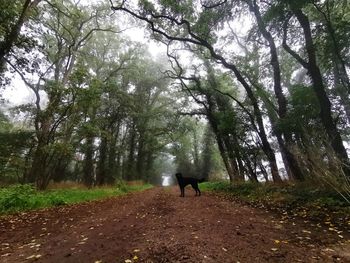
96,136,108,186
292,8,349,175
83,135,95,188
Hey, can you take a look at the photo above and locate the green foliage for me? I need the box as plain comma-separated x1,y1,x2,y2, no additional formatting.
0,111,12,131
115,179,129,192
0,129,34,184
0,1,20,35
0,184,35,212
279,85,321,135
201,181,350,207
0,1,36,48
170,117,205,177
158,0,195,18
200,181,233,192
0,183,153,214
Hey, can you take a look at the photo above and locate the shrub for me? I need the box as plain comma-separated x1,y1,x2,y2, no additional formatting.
115,180,129,193
0,184,35,212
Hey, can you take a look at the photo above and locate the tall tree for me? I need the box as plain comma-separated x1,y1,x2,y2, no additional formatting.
282,1,349,175
246,0,304,181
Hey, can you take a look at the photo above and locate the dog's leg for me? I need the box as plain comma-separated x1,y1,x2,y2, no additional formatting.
192,183,199,196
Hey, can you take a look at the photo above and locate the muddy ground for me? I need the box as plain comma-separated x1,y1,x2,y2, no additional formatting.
0,187,349,262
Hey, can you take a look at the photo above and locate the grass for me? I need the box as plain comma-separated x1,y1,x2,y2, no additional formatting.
0,182,153,214
200,181,350,222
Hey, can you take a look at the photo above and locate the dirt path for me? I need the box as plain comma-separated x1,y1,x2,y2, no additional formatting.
0,187,349,262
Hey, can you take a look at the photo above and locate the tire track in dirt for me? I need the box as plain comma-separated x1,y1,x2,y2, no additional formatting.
0,187,348,262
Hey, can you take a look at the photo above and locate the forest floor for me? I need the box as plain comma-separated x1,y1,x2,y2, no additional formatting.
0,187,349,263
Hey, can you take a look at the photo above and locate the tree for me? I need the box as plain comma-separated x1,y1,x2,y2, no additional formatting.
281,1,350,175
4,0,118,189
0,0,41,72
245,0,304,181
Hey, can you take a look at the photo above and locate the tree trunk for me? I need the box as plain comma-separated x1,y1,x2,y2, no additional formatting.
126,124,136,181
293,8,349,175
234,72,282,183
27,117,52,189
28,143,48,189
243,155,258,183
223,135,244,182
107,137,117,184
333,59,350,124
249,0,303,181
259,161,269,182
96,136,108,186
83,135,94,188
136,134,146,179
192,129,201,172
206,112,234,182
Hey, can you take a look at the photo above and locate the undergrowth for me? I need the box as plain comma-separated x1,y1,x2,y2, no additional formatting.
201,181,350,223
201,181,349,206
0,183,153,214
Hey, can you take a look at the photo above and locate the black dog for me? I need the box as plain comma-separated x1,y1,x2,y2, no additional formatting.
175,172,204,197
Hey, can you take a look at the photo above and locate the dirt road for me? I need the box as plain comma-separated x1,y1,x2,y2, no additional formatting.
0,187,349,262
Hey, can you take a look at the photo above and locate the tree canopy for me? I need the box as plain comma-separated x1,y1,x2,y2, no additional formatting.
0,0,349,193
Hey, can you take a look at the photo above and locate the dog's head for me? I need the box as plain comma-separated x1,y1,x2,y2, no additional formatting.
175,172,182,178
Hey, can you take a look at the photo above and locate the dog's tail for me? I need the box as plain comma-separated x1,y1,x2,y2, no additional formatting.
199,178,206,183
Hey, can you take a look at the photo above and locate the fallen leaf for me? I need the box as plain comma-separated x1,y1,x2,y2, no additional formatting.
25,254,42,260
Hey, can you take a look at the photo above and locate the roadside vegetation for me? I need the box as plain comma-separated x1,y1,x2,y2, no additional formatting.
201,181,350,234
0,182,152,214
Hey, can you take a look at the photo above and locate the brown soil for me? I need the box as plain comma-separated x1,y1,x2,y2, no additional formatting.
0,187,349,263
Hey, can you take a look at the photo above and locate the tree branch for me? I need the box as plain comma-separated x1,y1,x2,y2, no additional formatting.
200,0,228,9
282,18,309,69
